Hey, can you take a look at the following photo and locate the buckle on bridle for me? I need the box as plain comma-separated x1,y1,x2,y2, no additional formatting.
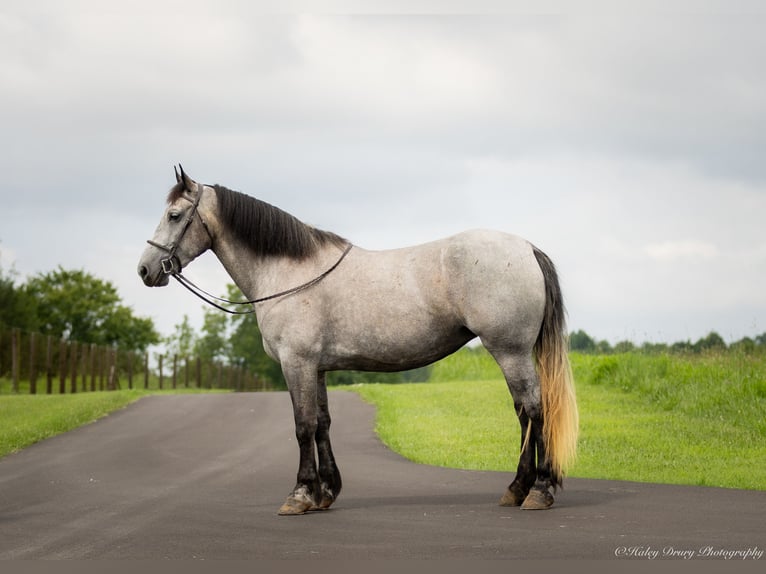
161,257,178,274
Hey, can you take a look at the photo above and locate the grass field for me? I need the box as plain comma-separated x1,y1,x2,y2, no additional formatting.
0,391,143,458
351,348,766,490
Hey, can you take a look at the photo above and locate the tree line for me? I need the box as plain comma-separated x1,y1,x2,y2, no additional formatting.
569,329,766,355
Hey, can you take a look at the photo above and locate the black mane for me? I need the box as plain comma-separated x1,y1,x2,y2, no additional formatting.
212,185,347,259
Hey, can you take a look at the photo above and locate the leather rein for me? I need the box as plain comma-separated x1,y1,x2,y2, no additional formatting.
146,183,353,315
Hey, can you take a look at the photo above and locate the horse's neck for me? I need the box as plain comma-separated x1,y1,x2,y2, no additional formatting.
210,235,265,301
211,232,326,303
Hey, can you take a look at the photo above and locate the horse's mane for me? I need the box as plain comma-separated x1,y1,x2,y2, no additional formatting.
167,181,347,259
211,185,347,259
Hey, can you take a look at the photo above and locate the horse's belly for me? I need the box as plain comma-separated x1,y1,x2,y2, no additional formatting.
321,313,476,372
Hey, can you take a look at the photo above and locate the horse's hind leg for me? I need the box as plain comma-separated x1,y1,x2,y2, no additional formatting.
488,348,555,510
499,400,535,506
312,372,342,510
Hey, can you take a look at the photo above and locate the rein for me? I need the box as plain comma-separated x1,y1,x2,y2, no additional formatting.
171,244,353,315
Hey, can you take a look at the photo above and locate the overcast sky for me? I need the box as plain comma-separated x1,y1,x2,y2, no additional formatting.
2,1,765,347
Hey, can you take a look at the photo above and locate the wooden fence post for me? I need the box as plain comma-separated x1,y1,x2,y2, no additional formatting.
99,346,106,391
110,348,119,390
80,343,88,393
46,335,54,395
127,352,133,390
59,340,67,394
106,348,113,391
144,353,149,390
69,341,78,394
11,329,19,393
90,343,97,392
158,354,164,390
29,332,38,395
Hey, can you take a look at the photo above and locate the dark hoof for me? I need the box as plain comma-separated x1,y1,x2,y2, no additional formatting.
309,481,339,511
309,498,334,511
520,488,554,510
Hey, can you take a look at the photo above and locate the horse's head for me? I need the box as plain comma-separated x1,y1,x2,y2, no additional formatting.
138,166,214,287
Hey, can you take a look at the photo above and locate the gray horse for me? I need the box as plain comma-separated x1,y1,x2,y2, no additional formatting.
138,167,578,515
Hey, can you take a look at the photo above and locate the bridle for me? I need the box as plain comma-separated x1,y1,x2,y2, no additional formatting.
146,182,353,315
146,182,209,276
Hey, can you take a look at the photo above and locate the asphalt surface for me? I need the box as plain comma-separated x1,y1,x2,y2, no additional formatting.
0,391,763,560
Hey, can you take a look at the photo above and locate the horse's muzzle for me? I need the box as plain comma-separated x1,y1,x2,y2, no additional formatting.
138,263,170,287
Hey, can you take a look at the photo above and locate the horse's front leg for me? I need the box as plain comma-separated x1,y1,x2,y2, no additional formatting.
313,372,342,510
279,362,322,516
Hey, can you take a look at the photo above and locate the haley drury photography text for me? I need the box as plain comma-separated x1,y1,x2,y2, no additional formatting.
614,545,763,560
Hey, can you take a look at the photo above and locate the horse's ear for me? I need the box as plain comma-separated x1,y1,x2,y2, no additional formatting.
177,164,196,190
174,165,182,183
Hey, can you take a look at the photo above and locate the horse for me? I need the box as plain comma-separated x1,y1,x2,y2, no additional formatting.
138,166,578,515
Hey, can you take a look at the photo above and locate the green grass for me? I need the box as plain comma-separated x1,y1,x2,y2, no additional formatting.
0,391,144,458
350,349,766,490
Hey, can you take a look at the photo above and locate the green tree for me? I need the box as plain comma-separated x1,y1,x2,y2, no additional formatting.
569,330,596,353
101,306,159,351
23,267,159,351
613,340,636,354
0,258,37,331
641,341,669,354
595,339,613,354
164,315,196,358
730,337,755,353
671,340,694,354
195,307,229,361
694,331,727,353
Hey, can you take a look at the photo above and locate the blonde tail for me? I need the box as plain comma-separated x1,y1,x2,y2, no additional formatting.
532,247,579,486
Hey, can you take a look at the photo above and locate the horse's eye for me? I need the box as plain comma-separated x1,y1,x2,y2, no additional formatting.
168,211,181,222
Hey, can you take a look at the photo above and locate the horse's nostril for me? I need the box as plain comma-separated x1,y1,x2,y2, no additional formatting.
139,265,148,279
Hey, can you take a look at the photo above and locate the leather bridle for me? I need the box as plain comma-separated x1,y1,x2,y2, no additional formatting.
146,182,211,277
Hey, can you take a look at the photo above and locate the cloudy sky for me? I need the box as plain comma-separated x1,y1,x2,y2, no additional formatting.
2,1,765,347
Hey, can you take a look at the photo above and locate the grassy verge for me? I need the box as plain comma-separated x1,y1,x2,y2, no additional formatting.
350,350,766,490
0,391,144,458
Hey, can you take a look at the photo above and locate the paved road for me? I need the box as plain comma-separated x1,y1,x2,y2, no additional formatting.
0,392,763,560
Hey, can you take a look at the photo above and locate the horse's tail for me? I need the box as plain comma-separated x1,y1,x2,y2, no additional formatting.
532,246,579,487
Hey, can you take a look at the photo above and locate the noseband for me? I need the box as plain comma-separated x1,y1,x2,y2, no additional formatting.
146,182,210,276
